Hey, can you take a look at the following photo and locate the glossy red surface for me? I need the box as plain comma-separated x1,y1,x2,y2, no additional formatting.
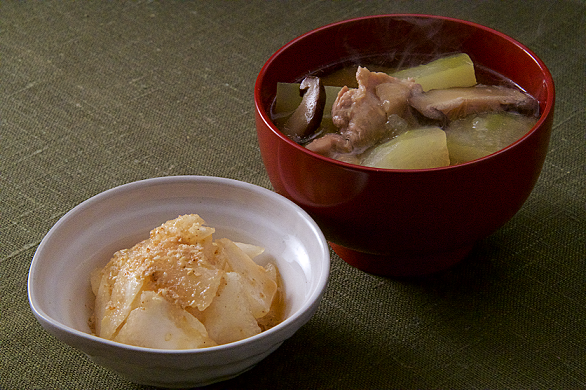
254,15,555,277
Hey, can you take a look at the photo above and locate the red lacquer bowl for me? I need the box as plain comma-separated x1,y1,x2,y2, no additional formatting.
254,15,555,277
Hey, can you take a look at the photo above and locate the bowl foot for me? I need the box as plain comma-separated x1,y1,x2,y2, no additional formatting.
329,242,474,277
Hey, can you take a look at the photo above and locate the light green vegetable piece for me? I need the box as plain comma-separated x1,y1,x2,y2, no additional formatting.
362,127,450,169
445,112,538,164
390,53,477,92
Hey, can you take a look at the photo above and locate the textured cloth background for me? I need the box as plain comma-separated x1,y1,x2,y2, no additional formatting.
1,1,584,389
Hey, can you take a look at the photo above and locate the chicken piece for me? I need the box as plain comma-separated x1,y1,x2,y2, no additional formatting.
409,84,538,121
306,66,416,158
375,81,415,116
303,132,351,156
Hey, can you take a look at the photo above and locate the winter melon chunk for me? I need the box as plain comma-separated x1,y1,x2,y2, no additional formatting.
390,53,477,92
445,111,538,164
362,127,450,169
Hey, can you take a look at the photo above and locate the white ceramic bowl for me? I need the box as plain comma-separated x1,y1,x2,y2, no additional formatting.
28,176,330,388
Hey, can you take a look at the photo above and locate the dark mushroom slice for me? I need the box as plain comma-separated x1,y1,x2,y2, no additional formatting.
409,84,538,121
282,76,326,140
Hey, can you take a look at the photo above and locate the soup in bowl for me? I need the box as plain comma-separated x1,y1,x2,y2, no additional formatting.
254,14,554,277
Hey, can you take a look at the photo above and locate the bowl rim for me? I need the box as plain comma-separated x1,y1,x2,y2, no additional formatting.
254,13,555,173
27,175,331,355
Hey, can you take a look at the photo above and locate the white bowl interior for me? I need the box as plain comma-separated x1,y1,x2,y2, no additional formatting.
28,176,329,378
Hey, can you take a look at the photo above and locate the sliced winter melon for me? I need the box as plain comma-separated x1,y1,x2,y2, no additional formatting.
362,127,450,169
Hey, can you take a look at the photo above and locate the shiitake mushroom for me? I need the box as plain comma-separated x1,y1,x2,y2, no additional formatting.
282,76,326,140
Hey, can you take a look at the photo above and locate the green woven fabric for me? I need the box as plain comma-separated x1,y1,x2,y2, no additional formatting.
2,1,584,389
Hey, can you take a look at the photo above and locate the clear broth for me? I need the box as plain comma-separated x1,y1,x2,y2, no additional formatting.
270,55,538,167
